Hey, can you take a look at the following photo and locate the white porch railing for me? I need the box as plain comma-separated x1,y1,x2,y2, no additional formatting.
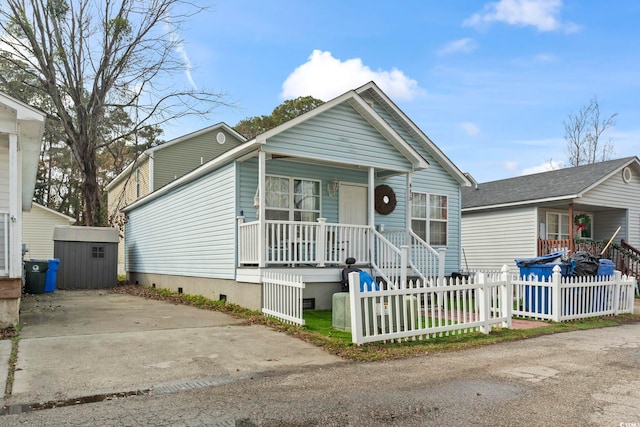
237,218,375,267
262,271,305,325
381,229,445,282
0,212,8,276
237,218,446,286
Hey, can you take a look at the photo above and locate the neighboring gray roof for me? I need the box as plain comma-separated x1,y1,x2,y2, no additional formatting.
462,156,639,210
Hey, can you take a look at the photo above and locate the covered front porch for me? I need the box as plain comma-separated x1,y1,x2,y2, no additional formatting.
234,140,447,285
537,203,640,279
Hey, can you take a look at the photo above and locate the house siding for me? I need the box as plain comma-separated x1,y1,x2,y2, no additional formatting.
371,103,464,274
581,169,640,246
23,205,74,259
107,156,150,274
265,103,413,172
237,157,370,223
126,163,237,279
462,207,538,270
153,129,244,190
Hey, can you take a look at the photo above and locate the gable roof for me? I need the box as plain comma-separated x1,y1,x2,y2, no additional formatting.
124,83,466,212
256,83,429,171
462,156,640,211
354,82,471,186
106,122,245,191
31,202,76,223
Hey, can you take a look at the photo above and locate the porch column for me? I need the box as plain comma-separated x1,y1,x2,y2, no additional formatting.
258,150,266,267
405,173,412,255
8,133,20,278
368,167,375,265
568,203,574,254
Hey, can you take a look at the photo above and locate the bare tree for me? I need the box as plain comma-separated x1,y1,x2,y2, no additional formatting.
0,0,229,225
564,97,617,167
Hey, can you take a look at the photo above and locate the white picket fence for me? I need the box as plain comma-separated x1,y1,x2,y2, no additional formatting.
347,265,636,346
347,269,511,345
261,272,305,325
512,265,636,321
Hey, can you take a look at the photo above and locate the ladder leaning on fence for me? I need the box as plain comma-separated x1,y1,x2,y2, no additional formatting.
262,271,306,325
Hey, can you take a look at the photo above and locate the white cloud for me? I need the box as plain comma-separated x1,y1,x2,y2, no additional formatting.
520,159,565,175
280,50,424,101
504,161,519,171
461,122,481,136
463,0,580,33
437,38,477,55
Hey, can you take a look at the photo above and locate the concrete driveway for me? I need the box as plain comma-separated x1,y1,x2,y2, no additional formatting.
3,290,344,408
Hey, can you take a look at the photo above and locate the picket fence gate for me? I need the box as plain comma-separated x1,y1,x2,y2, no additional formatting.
262,271,305,325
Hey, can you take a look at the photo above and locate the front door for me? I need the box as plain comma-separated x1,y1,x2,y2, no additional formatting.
339,183,367,225
338,183,368,262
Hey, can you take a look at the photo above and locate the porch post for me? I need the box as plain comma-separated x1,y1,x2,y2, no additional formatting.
258,150,266,268
405,173,412,253
368,167,375,265
317,218,326,267
8,133,20,278
568,203,574,254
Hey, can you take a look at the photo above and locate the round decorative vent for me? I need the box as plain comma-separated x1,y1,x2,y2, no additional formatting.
216,132,226,144
374,185,397,215
622,167,632,183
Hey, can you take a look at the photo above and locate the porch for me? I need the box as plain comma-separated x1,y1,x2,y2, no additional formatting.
237,218,445,285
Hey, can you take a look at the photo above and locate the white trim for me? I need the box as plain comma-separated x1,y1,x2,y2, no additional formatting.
255,89,428,170
462,194,580,213
355,82,471,187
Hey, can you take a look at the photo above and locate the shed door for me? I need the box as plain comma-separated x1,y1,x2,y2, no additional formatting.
339,183,367,225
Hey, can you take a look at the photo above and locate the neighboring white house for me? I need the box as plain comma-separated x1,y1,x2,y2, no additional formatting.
23,203,76,260
0,92,45,326
461,157,640,276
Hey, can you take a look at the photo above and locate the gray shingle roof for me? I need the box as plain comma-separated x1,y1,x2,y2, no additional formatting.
462,157,638,210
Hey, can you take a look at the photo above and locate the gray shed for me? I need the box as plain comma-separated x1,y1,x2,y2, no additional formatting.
53,226,119,289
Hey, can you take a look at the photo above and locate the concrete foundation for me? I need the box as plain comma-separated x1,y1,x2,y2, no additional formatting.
126,272,344,312
127,272,263,311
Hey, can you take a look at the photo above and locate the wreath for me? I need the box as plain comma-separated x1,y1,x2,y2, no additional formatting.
374,185,397,215
574,213,591,233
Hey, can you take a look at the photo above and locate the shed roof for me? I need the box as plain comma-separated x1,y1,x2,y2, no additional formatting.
53,226,119,243
462,156,640,210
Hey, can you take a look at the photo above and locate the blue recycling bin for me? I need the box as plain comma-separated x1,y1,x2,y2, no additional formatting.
516,253,575,315
44,258,60,293
597,259,614,277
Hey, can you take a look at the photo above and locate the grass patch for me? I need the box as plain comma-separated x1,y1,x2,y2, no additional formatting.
113,285,640,362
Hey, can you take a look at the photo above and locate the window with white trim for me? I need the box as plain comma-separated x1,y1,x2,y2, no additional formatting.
546,212,569,240
265,175,320,221
411,192,448,246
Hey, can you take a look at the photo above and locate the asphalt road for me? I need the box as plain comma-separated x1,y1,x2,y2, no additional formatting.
2,322,639,426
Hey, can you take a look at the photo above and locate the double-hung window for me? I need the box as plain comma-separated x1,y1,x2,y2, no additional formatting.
411,192,448,246
546,212,569,240
265,175,320,221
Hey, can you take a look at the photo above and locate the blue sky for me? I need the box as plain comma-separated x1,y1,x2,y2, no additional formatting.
165,0,640,183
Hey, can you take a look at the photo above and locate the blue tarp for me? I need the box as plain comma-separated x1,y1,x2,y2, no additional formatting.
359,271,379,292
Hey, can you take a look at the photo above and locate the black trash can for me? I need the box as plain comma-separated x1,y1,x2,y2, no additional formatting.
24,260,49,294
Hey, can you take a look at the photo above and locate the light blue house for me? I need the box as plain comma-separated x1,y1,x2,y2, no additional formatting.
122,82,471,310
